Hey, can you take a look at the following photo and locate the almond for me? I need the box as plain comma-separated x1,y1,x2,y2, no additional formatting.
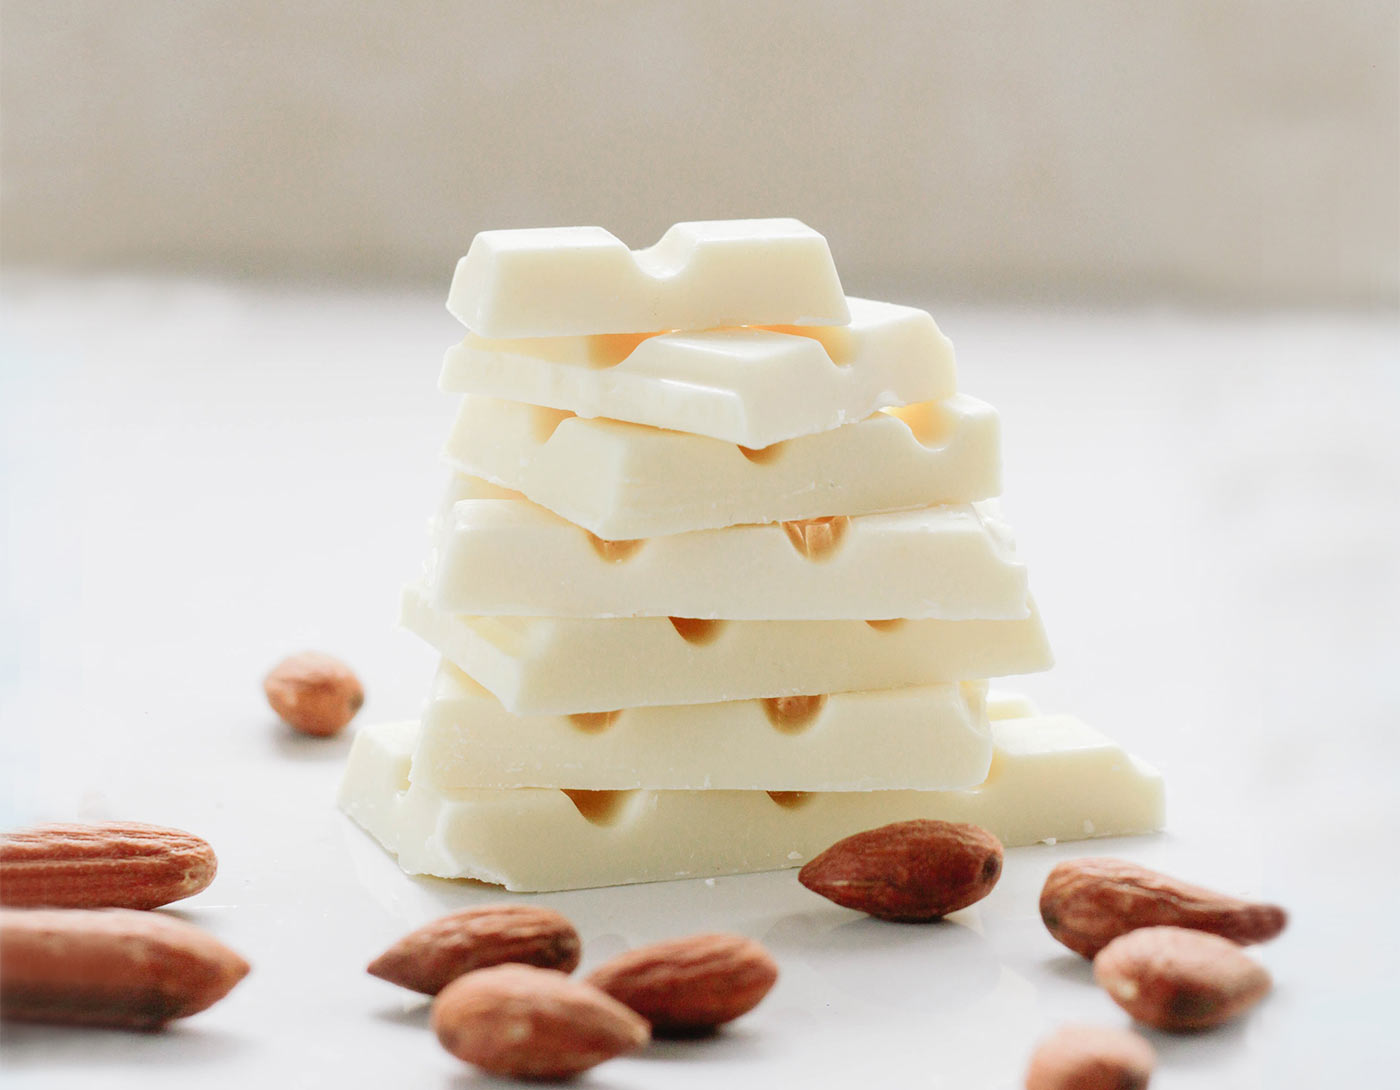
368,904,581,995
585,932,778,1036
1040,857,1287,958
798,819,1003,921
1093,925,1271,1032
431,963,648,1080
1024,1024,1156,1090
264,651,364,736
0,907,249,1030
0,822,217,910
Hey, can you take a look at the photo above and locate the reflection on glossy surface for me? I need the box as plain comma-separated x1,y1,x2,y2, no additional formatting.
763,910,1000,1008
0,1025,253,1070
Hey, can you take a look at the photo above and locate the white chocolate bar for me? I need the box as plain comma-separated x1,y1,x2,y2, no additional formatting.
443,393,1000,539
414,663,992,792
416,665,993,791
339,717,1165,891
399,585,1052,715
427,480,1029,620
446,219,849,338
987,691,1042,720
439,296,955,447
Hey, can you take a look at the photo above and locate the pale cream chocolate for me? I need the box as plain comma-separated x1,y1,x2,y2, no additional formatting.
414,663,992,791
427,478,1029,620
443,393,1000,539
399,585,1052,715
447,218,850,338
340,715,1166,892
440,295,954,447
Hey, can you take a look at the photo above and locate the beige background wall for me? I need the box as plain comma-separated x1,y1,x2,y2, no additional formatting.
3,0,1396,304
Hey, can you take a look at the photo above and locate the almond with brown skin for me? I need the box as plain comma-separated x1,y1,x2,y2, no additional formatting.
0,822,217,910
585,932,778,1036
264,651,364,736
431,963,648,1080
0,907,250,1030
1040,857,1287,958
368,904,581,995
798,819,1003,921
1025,1024,1156,1090
1093,925,1271,1031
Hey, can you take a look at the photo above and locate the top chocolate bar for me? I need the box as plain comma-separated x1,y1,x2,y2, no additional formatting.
447,219,850,337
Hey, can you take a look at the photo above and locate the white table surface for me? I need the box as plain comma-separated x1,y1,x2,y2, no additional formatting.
1,277,1396,1087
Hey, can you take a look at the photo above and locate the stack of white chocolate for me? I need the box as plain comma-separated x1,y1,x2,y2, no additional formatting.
339,220,1164,891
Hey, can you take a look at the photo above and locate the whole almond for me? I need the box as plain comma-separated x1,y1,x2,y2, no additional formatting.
1025,1024,1156,1090
431,963,648,1080
0,907,249,1030
585,932,778,1036
1040,857,1287,958
0,822,217,910
368,904,581,995
799,819,1003,921
1093,925,1271,1031
264,651,364,736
